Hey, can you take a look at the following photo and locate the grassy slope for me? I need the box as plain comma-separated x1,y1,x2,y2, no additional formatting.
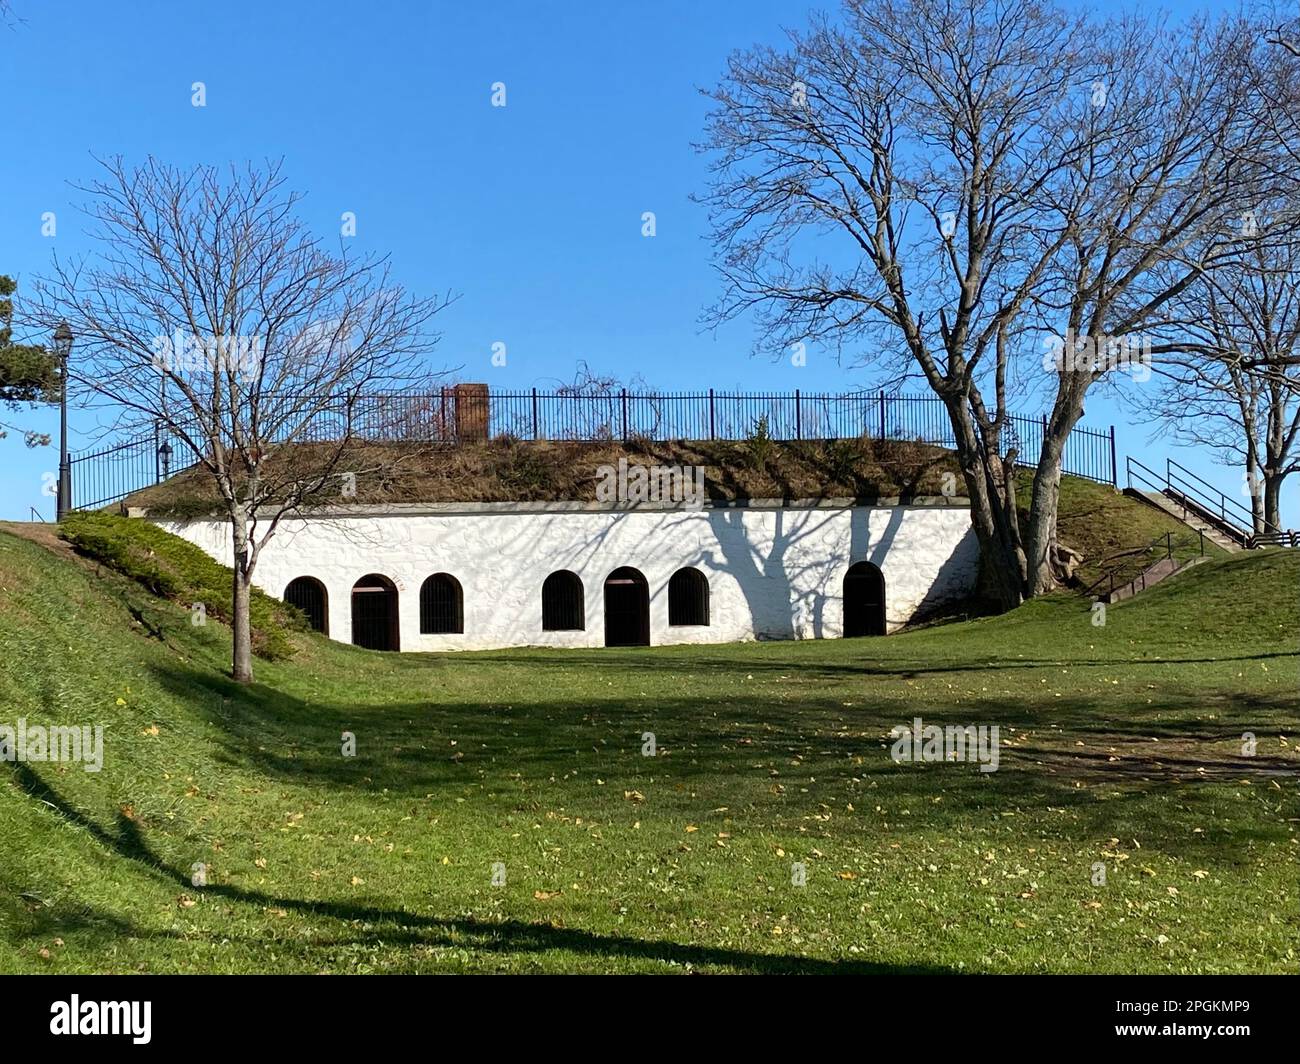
1025,474,1226,591
1,526,1296,974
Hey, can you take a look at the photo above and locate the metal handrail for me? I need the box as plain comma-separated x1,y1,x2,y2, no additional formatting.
1129,455,1291,545
1125,455,1165,494
1247,530,1300,549
1165,459,1264,534
1082,529,1204,598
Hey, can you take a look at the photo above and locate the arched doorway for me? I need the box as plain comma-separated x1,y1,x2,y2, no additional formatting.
284,576,328,635
351,574,399,651
604,567,649,647
843,561,885,637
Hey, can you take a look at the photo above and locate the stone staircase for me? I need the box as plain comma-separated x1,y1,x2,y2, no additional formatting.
1121,455,1300,552
1094,553,1209,604
1079,453,1298,604
1122,489,1244,553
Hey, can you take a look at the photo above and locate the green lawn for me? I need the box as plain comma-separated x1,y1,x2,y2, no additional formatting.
1,527,1296,974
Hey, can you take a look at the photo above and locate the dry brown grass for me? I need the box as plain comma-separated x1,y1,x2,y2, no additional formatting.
116,435,960,515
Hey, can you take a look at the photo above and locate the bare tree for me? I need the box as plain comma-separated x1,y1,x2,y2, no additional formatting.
700,0,1100,608
27,157,451,682
1021,11,1278,593
1141,219,1300,535
1263,1,1300,58
1129,5,1300,536
699,0,1276,604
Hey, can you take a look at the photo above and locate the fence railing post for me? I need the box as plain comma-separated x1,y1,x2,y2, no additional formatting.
878,392,886,439
532,388,539,441
1109,425,1117,487
620,388,628,441
709,389,715,440
795,389,801,441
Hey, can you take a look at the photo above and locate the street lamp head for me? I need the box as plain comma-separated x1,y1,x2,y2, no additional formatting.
53,321,74,357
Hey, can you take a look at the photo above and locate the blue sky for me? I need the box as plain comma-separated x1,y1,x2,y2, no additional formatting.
2,0,1290,525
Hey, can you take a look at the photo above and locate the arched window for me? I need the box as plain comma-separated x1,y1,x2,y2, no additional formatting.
542,570,584,631
668,567,710,626
420,573,464,634
351,574,400,651
284,576,328,635
843,561,886,637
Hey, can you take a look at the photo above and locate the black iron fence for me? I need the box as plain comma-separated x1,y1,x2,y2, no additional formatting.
70,434,166,511
70,388,1118,510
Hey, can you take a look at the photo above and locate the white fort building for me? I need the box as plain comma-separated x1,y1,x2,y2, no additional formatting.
152,496,978,652
128,385,988,653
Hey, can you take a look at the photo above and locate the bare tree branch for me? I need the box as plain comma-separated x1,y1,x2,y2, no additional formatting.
22,157,454,681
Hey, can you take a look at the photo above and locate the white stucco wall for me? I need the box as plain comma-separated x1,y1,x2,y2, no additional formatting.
150,499,978,652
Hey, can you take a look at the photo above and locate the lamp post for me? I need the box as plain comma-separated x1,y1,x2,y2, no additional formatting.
53,322,73,521
158,438,173,480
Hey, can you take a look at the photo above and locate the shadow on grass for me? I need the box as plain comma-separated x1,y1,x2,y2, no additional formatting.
470,648,1300,679
7,761,946,975
139,657,1300,858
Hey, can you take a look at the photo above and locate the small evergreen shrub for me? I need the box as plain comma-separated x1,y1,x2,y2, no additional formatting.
744,414,776,472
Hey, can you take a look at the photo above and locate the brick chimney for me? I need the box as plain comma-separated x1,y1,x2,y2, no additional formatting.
454,383,490,441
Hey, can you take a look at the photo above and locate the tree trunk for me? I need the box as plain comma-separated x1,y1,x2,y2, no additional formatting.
1245,458,1264,534
230,510,254,684
1263,472,1284,534
1025,402,1083,597
945,397,1026,610
1025,440,1066,597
